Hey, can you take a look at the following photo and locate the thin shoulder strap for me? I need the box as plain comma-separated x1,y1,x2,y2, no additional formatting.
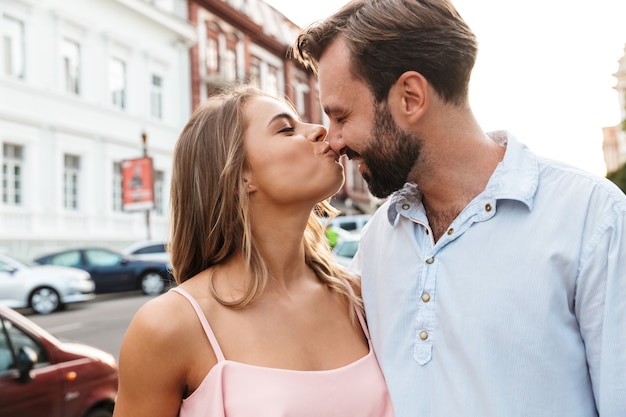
354,304,371,341
343,279,372,342
170,287,226,362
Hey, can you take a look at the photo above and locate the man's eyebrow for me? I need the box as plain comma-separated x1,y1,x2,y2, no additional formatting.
267,112,296,127
323,106,343,117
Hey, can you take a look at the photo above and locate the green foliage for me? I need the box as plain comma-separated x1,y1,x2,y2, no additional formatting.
621,118,626,132
607,161,626,194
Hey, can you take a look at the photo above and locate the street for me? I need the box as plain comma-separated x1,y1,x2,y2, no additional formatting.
23,291,154,361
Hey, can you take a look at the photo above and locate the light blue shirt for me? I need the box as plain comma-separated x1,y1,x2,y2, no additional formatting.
351,132,626,417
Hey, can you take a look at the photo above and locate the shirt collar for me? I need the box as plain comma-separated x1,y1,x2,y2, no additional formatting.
387,130,539,225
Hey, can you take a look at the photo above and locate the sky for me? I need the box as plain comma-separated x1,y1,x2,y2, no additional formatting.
265,0,626,176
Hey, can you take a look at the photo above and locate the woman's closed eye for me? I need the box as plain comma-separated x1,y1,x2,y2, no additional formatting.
278,125,295,134
268,113,298,134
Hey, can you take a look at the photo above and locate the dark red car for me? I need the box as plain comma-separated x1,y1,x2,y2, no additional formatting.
0,305,118,417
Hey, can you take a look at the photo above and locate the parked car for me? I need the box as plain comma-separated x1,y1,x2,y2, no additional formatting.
324,224,353,249
317,215,360,248
0,305,118,417
122,240,170,264
332,234,361,268
34,247,173,296
329,214,371,233
0,253,95,315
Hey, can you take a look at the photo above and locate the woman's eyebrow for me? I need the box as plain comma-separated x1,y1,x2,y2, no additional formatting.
267,112,296,127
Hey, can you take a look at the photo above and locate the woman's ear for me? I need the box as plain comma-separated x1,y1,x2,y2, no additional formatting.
243,177,256,193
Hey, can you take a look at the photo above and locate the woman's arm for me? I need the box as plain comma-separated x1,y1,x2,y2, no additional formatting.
113,294,193,417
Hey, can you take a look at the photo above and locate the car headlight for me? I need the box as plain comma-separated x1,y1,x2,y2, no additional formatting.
69,271,91,284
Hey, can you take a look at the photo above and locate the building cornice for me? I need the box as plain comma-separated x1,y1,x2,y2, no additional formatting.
113,0,197,43
193,0,290,56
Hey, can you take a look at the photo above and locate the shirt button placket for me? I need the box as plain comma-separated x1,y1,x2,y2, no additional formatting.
415,254,435,364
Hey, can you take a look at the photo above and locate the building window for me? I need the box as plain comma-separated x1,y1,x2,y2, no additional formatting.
61,38,80,94
205,37,218,73
266,65,279,98
223,48,236,81
63,154,80,210
294,81,310,119
2,15,25,79
113,162,122,212
249,57,260,88
2,143,23,206
150,74,163,119
154,170,164,215
110,57,126,109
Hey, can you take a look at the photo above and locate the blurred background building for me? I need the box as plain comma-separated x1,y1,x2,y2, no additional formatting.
603,44,626,173
0,0,375,261
188,0,379,215
1,0,195,260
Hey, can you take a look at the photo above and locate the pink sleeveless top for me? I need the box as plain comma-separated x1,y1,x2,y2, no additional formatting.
171,287,394,417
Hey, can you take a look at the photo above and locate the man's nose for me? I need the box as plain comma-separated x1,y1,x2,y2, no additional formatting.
326,125,346,155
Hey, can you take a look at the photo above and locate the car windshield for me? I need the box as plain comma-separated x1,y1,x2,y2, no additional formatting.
335,240,359,258
0,254,29,270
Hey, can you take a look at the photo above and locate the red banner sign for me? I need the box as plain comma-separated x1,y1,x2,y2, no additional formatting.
121,157,154,211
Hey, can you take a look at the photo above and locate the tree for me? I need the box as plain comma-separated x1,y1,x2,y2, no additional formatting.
607,161,626,194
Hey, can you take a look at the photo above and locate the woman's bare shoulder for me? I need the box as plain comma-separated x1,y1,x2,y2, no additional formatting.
133,291,193,331
114,291,202,417
122,290,200,358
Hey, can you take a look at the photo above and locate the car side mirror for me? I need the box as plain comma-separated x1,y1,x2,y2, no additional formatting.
3,266,17,275
16,346,38,383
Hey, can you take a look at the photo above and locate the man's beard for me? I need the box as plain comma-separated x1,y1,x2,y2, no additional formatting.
359,103,422,198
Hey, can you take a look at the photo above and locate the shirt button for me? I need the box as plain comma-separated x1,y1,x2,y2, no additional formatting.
485,203,493,212
402,203,410,210
447,228,454,235
425,257,434,264
421,293,431,302
419,331,429,340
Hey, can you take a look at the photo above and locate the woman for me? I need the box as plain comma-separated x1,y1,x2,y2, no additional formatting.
113,86,394,417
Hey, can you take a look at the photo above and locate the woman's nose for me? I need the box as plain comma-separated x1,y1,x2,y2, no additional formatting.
308,123,327,142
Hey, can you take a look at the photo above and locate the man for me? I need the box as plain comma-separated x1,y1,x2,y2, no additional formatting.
291,0,626,416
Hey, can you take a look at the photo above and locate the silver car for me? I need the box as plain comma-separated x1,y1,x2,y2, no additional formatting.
332,234,361,268
0,253,95,315
122,240,170,264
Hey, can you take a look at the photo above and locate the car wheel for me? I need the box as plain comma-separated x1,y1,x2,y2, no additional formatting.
84,407,113,417
29,287,61,315
140,272,165,296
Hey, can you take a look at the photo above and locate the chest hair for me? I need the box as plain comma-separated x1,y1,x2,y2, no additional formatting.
424,205,463,243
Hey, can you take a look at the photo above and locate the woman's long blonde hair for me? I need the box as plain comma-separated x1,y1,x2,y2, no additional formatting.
169,85,361,314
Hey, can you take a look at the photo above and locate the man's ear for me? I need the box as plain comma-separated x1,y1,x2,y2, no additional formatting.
387,71,428,127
